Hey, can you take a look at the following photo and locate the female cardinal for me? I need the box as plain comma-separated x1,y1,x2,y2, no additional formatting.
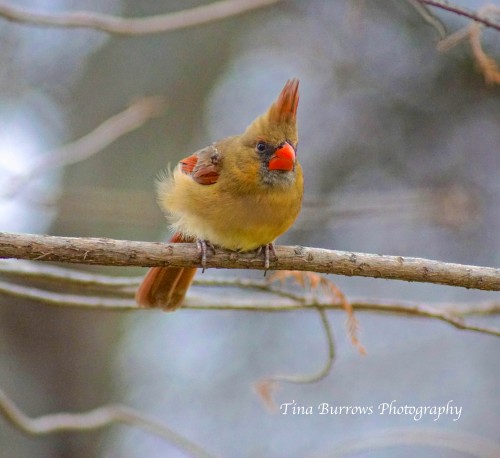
136,79,303,311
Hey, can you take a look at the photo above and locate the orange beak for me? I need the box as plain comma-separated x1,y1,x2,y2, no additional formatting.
268,142,296,171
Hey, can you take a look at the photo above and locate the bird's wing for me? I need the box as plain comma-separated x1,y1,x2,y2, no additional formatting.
179,145,221,185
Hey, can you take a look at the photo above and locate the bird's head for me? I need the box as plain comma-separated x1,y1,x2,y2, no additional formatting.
236,79,300,187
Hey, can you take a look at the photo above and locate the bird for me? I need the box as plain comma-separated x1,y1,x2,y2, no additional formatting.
136,79,303,311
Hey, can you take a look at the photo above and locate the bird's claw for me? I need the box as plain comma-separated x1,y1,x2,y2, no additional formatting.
197,239,215,273
256,243,277,275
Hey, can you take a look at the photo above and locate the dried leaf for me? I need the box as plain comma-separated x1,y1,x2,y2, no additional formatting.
470,21,500,85
268,271,366,355
253,379,279,412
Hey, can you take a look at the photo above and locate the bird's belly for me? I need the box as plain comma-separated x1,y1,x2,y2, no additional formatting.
173,191,300,251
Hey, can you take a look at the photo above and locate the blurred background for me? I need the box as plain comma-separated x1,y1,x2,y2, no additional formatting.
0,0,499,457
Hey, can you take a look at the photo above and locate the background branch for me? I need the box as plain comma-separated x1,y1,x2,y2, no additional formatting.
1,232,499,291
424,2,500,85
2,97,165,198
1,259,499,337
0,0,283,35
408,0,447,38
418,0,500,31
0,388,215,458
2,1,499,35
261,307,336,385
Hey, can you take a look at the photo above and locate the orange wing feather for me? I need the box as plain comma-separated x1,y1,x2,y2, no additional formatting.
179,145,221,186
180,155,198,174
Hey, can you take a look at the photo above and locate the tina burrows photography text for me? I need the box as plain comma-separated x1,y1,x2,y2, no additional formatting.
280,400,462,422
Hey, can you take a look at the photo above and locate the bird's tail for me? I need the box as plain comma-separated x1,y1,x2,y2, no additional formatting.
135,233,197,311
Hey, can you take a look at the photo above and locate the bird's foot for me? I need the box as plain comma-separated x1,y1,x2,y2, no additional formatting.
197,239,215,273
256,243,277,275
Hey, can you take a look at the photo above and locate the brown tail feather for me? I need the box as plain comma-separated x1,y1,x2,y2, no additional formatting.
135,233,197,311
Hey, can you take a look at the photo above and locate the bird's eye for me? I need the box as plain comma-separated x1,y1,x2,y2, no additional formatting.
256,141,266,152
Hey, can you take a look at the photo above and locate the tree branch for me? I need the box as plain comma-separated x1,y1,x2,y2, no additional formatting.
1,277,498,337
0,388,216,458
417,0,500,32
2,97,165,198
1,258,499,338
0,0,283,36
1,232,499,291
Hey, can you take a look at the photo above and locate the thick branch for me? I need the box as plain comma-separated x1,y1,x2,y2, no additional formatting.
1,232,499,291
0,0,282,35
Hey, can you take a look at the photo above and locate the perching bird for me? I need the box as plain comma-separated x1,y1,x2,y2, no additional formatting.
136,79,303,311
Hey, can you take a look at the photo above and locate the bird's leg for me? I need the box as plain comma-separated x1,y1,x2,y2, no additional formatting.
197,239,215,273
256,242,277,274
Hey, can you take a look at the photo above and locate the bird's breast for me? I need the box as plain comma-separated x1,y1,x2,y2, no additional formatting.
161,165,303,251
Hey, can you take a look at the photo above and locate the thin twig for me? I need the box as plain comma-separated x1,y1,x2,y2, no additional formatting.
0,388,216,458
254,307,335,410
4,258,500,321
0,280,134,310
269,270,366,354
1,232,499,291
408,0,447,38
266,307,335,384
437,25,471,51
2,97,165,198
418,0,500,31
0,0,283,35
1,266,499,337
429,3,500,85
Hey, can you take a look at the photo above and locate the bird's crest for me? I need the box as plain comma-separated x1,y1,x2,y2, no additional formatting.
266,79,299,126
242,79,300,145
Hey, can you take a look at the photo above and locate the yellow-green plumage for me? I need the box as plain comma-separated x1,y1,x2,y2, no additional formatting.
158,79,303,251
137,79,303,310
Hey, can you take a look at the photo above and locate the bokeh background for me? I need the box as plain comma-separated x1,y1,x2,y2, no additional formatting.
1,0,499,457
